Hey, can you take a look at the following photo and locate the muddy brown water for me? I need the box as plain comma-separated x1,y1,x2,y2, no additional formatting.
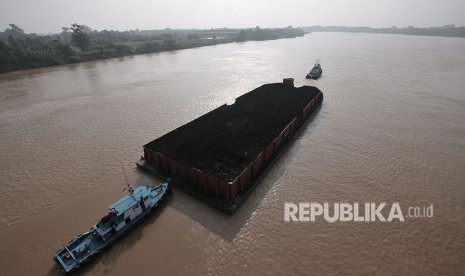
0,33,464,275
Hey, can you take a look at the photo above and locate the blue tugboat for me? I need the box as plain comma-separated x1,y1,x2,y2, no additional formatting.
306,59,323,79
53,171,171,273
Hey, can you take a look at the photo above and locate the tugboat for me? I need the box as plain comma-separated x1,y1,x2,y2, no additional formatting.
53,169,172,273
306,59,323,79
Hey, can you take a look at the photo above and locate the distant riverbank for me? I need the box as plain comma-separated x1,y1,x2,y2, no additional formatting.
302,25,465,38
0,25,305,73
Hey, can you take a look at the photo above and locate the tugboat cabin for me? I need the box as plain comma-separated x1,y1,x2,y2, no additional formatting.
92,186,160,241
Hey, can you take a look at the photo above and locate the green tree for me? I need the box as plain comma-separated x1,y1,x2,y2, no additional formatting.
0,40,13,68
7,35,24,67
162,33,176,49
4,24,26,40
69,23,91,50
236,30,247,41
50,39,75,56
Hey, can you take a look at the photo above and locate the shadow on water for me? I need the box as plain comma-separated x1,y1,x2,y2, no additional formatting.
46,185,173,276
167,103,324,242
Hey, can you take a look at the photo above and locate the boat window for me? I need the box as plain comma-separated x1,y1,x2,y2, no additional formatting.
125,217,131,224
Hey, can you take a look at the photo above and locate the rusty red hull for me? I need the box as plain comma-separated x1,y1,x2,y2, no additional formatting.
141,82,323,212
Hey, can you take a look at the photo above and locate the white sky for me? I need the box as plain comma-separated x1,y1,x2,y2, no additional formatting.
1,0,465,33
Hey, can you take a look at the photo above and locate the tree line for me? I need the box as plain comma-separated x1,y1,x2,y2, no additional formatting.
302,25,465,38
0,24,306,73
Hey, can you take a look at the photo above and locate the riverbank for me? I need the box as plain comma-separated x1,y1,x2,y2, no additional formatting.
0,25,306,73
302,25,465,38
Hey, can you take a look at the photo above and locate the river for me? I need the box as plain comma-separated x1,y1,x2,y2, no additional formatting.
0,32,464,275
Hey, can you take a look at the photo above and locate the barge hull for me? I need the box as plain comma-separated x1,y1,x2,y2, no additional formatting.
141,82,323,213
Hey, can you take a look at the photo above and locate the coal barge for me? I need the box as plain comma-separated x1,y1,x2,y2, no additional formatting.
137,79,323,213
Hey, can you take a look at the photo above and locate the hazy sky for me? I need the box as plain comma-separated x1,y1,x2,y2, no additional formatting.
1,0,465,33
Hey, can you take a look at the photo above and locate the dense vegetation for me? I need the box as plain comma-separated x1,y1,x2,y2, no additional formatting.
303,24,465,37
0,24,305,73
